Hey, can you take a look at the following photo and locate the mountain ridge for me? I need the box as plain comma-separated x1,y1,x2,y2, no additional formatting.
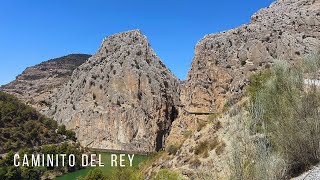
0,54,91,113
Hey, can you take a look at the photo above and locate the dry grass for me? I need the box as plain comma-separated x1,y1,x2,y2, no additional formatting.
190,158,201,169
194,140,209,155
197,121,207,131
215,141,226,156
209,137,219,150
181,130,192,139
166,143,181,155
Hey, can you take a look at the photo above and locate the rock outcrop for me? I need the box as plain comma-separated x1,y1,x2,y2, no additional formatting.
182,0,320,113
2,0,318,163
0,54,91,112
45,30,181,152
146,0,320,178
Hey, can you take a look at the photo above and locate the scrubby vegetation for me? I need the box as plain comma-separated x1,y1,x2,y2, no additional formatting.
166,144,180,155
215,141,226,156
197,120,207,131
194,140,209,155
153,168,182,180
181,130,192,138
0,91,82,179
57,124,77,141
229,52,320,179
110,164,143,180
78,168,106,180
0,142,84,180
194,137,224,158
0,91,76,153
79,165,180,180
78,161,143,180
189,157,201,169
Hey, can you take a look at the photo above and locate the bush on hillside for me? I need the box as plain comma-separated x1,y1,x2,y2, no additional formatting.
0,91,77,153
166,144,180,155
229,52,320,179
153,168,181,180
251,58,320,175
78,168,106,180
110,162,142,180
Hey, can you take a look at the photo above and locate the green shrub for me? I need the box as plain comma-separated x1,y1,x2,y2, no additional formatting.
250,60,320,175
228,113,287,180
247,69,272,100
153,169,181,180
57,125,66,135
181,130,192,138
79,168,106,180
229,53,320,179
0,91,75,153
110,164,142,180
166,144,179,155
66,130,77,141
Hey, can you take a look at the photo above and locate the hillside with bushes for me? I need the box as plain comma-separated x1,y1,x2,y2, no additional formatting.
0,91,83,180
0,91,76,153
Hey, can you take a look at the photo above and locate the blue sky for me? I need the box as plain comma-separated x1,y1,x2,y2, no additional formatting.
0,0,275,85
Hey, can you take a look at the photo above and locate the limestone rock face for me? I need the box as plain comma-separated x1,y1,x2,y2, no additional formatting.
0,54,91,112
182,0,320,113
45,30,181,152
144,0,320,178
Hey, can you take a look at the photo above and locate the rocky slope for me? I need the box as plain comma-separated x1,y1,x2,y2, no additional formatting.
182,0,320,113
45,30,181,152
0,54,91,112
147,0,320,179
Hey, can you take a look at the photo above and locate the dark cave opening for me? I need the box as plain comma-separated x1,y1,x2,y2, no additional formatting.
155,105,179,151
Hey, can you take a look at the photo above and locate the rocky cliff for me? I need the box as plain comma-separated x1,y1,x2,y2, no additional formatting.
146,0,320,179
2,0,318,164
182,0,320,113
0,54,91,112
45,30,181,152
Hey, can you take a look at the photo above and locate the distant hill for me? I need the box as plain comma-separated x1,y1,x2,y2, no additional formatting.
0,54,91,113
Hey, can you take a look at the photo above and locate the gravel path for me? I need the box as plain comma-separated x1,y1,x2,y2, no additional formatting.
292,165,320,180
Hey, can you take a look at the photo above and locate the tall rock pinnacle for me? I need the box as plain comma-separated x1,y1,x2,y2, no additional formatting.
46,30,181,152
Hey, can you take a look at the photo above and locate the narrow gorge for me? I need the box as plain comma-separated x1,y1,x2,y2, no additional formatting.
1,0,320,179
